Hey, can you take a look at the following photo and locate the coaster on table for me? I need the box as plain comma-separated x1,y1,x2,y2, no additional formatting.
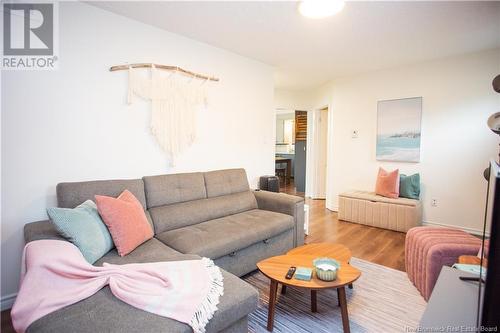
295,267,313,281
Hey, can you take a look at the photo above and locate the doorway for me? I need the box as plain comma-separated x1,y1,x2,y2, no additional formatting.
275,110,295,193
274,110,307,196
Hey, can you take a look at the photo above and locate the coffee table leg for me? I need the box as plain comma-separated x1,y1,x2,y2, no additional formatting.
267,280,278,331
338,287,350,333
311,290,317,312
347,261,353,289
337,288,341,306
281,284,287,295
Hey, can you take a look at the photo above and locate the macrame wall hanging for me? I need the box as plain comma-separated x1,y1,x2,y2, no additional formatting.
110,63,219,165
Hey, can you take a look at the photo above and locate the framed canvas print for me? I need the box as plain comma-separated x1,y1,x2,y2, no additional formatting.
376,97,422,162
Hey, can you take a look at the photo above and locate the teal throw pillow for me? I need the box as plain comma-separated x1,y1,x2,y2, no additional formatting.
399,173,420,199
47,200,114,264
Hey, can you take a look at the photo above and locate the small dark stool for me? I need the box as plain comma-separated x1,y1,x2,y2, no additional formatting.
259,175,280,193
275,164,287,185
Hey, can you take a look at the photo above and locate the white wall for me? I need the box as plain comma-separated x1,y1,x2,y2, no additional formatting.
274,89,313,111
1,2,274,308
311,49,500,234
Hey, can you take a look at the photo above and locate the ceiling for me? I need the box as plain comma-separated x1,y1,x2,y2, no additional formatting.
90,1,500,91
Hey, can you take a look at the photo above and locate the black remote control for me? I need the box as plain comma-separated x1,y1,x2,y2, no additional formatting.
285,266,296,279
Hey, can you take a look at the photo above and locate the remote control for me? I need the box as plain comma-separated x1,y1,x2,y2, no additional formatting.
285,266,296,279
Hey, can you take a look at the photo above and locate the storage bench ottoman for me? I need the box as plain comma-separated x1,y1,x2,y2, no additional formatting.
338,190,422,232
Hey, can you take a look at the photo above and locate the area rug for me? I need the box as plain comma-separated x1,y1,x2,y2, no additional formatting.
243,257,426,333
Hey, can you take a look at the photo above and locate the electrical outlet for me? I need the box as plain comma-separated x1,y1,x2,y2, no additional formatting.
431,199,438,207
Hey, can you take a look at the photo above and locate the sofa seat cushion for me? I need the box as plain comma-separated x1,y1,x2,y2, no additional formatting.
156,209,294,259
94,238,199,265
27,267,258,333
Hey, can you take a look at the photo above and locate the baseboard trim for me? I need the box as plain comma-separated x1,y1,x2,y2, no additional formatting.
422,221,488,237
325,207,487,236
1,293,17,311
327,205,338,212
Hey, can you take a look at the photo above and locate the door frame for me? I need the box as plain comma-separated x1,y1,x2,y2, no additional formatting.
306,104,331,202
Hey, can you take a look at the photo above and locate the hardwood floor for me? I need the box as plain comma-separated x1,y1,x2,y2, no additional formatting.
279,179,304,197
0,182,406,331
303,198,406,271
1,308,15,333
280,180,406,272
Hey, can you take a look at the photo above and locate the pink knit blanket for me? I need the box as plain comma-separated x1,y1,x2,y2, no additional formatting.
11,240,223,333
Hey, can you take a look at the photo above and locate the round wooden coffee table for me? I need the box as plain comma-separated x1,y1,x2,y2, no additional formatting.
257,243,360,333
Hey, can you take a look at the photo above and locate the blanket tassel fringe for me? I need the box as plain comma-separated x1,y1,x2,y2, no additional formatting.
190,258,224,333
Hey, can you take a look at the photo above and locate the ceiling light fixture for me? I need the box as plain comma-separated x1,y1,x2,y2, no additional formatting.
298,0,345,19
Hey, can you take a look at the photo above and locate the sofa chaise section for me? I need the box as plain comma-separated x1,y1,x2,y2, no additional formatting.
23,175,259,333
23,225,257,333
22,230,257,333
25,281,252,333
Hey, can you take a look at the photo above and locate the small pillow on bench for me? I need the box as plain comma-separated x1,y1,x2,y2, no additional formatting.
375,167,400,198
400,173,420,199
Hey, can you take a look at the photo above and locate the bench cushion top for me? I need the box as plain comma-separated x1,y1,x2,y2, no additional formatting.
339,190,420,207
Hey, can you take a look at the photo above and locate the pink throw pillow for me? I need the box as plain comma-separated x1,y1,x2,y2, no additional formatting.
95,190,153,256
375,168,400,198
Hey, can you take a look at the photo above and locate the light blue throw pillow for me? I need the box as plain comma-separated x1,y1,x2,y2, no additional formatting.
47,200,114,264
399,173,421,199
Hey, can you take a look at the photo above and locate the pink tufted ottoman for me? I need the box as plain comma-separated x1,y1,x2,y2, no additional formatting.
405,226,482,301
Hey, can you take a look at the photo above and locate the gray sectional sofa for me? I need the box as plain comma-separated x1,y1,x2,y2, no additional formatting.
23,168,305,332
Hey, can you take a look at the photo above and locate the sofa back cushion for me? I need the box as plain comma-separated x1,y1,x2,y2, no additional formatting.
57,179,147,209
56,179,154,231
150,192,258,234
143,172,206,208
204,169,250,198
54,169,255,236
146,168,257,234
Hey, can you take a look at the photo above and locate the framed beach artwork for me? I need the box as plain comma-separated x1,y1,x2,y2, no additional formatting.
376,97,422,162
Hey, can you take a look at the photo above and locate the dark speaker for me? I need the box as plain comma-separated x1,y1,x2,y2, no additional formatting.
259,175,280,193
493,74,500,93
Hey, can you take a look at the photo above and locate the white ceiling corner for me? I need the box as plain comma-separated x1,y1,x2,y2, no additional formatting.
89,1,500,91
